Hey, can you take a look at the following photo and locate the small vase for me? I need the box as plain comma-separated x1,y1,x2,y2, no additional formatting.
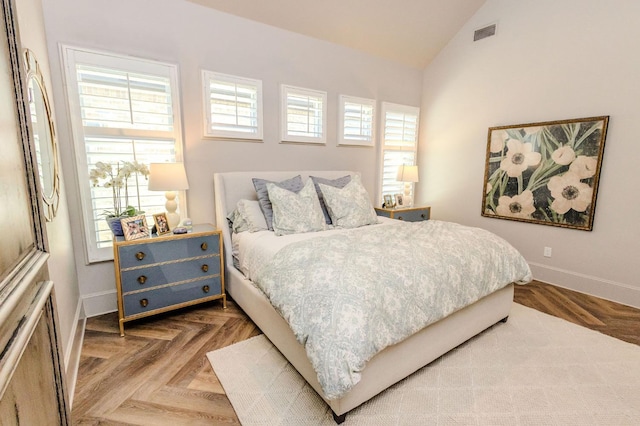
106,217,125,236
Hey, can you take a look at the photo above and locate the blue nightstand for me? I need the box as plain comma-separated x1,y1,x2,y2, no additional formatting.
113,223,225,336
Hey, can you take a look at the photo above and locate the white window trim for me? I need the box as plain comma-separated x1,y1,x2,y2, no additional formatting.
378,102,420,204
202,70,263,140
60,45,185,263
280,84,327,144
338,95,376,147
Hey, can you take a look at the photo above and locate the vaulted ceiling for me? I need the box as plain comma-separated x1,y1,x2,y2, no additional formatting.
186,0,487,69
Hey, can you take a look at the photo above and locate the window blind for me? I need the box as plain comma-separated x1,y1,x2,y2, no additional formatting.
379,102,420,201
338,95,375,146
281,85,327,144
63,46,184,262
203,71,262,139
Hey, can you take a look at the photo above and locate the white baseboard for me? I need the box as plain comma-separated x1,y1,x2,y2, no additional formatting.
64,298,86,409
529,262,640,309
82,289,118,317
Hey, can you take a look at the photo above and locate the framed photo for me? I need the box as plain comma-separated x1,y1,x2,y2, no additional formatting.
383,194,394,208
121,215,150,241
153,212,170,235
482,116,609,231
394,193,404,207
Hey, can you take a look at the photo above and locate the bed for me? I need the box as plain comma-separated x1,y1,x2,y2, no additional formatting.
213,170,531,423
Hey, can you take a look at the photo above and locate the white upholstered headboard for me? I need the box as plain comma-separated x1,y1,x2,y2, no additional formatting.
213,170,356,269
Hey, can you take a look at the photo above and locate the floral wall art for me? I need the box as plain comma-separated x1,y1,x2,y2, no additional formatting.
482,116,609,231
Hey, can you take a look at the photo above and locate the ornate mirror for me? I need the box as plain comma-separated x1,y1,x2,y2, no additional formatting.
24,49,60,221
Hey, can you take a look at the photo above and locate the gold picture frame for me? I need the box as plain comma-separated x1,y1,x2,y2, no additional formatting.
481,116,609,231
120,215,150,241
153,212,170,235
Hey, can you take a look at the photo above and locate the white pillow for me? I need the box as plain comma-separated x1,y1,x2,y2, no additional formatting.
266,179,326,236
318,175,379,229
236,199,268,232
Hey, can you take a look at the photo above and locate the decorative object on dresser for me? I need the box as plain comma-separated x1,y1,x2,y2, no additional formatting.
375,205,431,222
89,160,150,236
120,214,150,241
148,162,190,229
152,212,170,235
482,116,609,231
112,223,225,336
396,164,419,207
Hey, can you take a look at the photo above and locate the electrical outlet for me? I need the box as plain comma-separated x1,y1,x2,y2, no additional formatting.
543,247,552,258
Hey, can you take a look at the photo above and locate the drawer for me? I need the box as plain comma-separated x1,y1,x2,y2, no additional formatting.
394,209,430,222
120,256,220,293
123,277,222,317
118,234,220,268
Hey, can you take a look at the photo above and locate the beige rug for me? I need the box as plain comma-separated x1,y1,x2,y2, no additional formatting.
207,303,640,425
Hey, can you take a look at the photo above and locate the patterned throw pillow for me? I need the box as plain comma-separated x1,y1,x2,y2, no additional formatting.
318,175,378,229
266,179,326,236
310,175,351,224
252,175,304,230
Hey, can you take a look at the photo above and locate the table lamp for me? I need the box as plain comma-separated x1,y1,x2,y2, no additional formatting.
396,165,419,207
148,162,189,229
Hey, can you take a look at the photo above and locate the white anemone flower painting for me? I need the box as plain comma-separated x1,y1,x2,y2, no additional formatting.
482,116,609,231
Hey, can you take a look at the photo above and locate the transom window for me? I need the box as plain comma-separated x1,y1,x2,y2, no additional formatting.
338,95,375,147
280,84,327,144
202,70,263,140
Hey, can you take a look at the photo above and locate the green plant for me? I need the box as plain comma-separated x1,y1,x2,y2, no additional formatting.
89,161,149,218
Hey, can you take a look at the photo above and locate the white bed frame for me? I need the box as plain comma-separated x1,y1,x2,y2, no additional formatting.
213,171,514,423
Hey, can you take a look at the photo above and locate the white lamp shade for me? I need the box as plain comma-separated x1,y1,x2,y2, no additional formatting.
148,162,189,191
396,165,419,183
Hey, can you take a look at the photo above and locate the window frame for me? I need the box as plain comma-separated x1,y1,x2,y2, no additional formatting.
280,84,327,144
201,70,263,140
378,102,420,204
338,95,376,147
61,45,186,263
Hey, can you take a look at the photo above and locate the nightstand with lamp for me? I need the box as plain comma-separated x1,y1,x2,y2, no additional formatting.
376,164,430,222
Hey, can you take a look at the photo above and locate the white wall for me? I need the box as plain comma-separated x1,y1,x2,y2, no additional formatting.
418,0,640,307
42,0,423,315
15,0,81,367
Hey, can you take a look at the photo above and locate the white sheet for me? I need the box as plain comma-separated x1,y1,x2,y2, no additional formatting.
232,218,397,280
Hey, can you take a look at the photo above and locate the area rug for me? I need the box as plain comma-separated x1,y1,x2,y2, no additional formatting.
207,303,640,425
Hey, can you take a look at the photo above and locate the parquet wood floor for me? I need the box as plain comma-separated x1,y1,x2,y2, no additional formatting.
72,280,639,424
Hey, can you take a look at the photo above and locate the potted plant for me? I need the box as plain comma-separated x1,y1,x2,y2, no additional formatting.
89,161,150,236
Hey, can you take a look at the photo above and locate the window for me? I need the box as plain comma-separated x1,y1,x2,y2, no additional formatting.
379,102,420,202
338,95,375,146
62,46,184,262
280,84,327,144
202,71,263,140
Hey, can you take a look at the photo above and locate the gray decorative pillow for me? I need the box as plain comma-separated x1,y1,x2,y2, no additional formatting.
310,175,351,224
252,175,304,230
318,175,379,229
266,179,326,236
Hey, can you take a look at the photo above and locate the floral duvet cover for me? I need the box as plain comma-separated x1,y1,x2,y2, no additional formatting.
252,220,532,399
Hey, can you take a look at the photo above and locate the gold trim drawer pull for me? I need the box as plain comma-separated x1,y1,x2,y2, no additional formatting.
140,298,149,308
200,242,208,251
137,275,147,285
201,264,209,272
202,285,210,293
135,251,145,261
398,216,404,221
